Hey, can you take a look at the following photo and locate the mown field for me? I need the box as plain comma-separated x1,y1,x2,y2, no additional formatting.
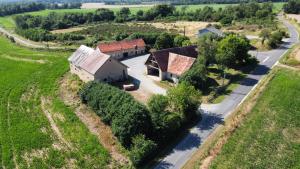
0,36,110,168
0,2,286,30
210,68,300,169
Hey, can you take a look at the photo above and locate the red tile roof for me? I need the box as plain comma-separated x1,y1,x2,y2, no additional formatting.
167,53,196,76
98,39,146,53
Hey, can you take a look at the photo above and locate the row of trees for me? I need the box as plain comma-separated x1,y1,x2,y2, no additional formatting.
16,28,84,42
283,0,300,14
79,81,201,166
180,33,256,91
0,2,80,17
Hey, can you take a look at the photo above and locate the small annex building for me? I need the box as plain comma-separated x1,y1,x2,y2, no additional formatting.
145,46,198,83
97,39,146,60
68,45,128,83
197,26,224,37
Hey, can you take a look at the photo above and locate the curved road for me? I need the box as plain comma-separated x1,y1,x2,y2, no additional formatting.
0,26,64,49
154,15,299,169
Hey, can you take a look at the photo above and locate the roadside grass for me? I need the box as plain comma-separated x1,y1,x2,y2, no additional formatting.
0,36,110,168
202,65,252,104
210,68,300,169
281,43,300,67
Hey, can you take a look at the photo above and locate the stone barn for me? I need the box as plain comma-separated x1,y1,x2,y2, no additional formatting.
68,45,128,83
145,46,198,83
97,39,146,60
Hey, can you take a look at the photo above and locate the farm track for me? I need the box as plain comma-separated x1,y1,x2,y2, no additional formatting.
41,97,72,150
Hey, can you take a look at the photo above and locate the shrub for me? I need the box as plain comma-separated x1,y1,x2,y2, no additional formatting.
147,95,181,143
129,134,157,167
79,82,152,147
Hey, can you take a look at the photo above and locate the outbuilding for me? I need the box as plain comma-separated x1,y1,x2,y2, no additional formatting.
197,26,224,37
145,46,198,83
68,45,128,83
97,39,146,60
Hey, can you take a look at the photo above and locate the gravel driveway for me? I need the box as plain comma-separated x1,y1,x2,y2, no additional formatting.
121,54,166,95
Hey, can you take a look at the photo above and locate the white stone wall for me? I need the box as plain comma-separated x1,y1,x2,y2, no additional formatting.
94,59,128,82
165,72,179,83
70,64,95,82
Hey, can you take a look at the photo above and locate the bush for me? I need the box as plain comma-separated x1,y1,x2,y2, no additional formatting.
79,82,152,147
147,95,181,143
129,134,157,167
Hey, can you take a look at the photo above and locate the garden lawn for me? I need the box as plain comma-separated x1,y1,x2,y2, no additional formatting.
0,36,110,168
210,68,300,169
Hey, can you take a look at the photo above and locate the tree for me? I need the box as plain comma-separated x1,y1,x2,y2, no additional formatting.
129,134,157,167
197,33,219,65
216,34,251,68
147,95,181,143
154,33,174,50
116,7,131,22
267,31,284,49
216,34,251,85
259,29,271,44
167,82,201,122
179,60,208,90
174,35,190,47
283,0,300,14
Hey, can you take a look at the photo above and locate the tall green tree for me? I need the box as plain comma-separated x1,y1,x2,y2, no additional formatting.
154,33,174,49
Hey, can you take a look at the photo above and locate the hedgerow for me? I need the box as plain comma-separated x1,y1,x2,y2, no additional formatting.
79,81,152,147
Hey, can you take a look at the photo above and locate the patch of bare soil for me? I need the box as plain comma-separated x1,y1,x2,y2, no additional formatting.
128,88,152,104
287,14,300,23
1,54,47,64
59,73,129,166
137,21,212,40
50,27,87,34
295,49,300,62
81,3,153,9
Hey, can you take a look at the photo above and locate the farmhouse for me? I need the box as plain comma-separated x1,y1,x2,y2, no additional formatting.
197,26,224,37
98,39,146,60
68,45,128,82
145,46,198,83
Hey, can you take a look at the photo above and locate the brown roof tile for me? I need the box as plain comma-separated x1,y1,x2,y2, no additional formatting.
146,46,198,72
98,39,145,53
167,53,196,76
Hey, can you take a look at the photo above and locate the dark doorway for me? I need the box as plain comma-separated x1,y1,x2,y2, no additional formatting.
123,52,128,58
148,67,159,76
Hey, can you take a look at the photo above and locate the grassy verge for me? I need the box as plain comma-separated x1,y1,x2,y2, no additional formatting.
0,36,110,168
210,68,300,168
183,67,300,169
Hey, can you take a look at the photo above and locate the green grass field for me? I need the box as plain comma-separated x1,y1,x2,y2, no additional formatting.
0,2,286,30
0,36,110,168
210,68,300,169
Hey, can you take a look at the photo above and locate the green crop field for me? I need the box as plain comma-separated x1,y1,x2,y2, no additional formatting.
0,36,110,168
210,68,300,169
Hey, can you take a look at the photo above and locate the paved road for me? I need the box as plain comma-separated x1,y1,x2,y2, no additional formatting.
121,54,167,95
154,15,299,169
